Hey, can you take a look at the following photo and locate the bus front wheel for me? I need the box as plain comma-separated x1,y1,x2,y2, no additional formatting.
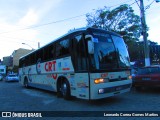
61,79,71,100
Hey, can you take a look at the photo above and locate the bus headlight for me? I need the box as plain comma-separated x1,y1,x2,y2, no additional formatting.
94,78,105,84
98,89,104,94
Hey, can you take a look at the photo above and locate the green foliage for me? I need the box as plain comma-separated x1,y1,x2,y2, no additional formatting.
86,4,159,63
12,66,19,73
86,4,142,43
86,4,144,61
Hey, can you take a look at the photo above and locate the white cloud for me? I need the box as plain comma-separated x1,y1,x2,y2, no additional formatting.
148,26,160,44
0,11,39,60
0,0,63,60
18,9,38,26
147,15,160,44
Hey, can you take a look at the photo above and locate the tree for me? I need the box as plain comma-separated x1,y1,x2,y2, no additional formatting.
86,4,144,62
86,4,141,43
12,65,19,73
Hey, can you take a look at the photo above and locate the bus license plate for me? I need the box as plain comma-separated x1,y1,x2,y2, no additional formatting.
116,86,122,91
142,78,151,80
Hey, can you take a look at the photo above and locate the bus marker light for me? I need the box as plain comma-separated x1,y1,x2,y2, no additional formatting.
94,78,104,84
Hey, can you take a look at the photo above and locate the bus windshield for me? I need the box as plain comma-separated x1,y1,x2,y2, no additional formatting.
90,33,130,70
112,35,130,68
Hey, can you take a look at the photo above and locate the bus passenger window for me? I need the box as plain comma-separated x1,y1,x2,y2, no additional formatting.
36,49,43,61
56,39,70,58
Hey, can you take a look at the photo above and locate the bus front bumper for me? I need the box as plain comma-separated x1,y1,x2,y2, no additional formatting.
90,80,132,100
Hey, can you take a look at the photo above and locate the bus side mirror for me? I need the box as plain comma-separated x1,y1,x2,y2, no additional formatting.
88,40,94,54
85,35,94,54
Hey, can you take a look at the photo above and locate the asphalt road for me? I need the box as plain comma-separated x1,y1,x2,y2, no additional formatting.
0,80,160,120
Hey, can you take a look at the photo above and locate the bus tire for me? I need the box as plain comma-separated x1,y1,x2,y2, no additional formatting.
61,79,71,100
24,77,29,88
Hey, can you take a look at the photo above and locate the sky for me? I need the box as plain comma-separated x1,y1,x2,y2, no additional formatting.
0,0,160,60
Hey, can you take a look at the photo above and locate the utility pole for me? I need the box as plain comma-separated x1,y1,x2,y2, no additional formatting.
38,42,40,49
140,0,150,66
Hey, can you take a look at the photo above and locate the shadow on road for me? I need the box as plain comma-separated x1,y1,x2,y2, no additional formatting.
132,86,160,94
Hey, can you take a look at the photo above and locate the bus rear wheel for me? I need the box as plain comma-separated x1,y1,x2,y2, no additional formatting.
61,79,71,100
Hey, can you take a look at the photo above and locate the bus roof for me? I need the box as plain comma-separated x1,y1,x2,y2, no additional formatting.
20,27,121,59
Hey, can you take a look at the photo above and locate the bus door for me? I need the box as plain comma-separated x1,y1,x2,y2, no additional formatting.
71,34,90,99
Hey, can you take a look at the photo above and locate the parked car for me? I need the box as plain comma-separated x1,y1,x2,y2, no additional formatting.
0,74,3,81
131,67,138,81
5,74,19,82
134,65,160,91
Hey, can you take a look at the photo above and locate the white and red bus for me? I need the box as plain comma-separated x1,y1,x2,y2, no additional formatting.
19,27,132,100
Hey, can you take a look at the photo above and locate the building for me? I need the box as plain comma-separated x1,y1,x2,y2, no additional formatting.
0,65,6,75
2,56,13,72
12,48,34,67
2,56,13,67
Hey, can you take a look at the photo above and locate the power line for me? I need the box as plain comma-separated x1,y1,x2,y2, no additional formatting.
108,0,135,8
135,0,140,9
129,1,138,6
0,0,137,35
0,14,86,35
0,35,47,45
145,0,155,10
